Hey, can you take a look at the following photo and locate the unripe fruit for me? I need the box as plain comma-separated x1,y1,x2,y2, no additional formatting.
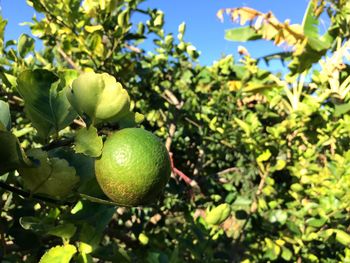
66,72,130,124
95,128,171,206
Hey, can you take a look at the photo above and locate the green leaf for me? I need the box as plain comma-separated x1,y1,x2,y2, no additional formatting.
281,246,293,261
19,216,54,232
205,203,231,225
264,238,281,260
178,22,186,37
274,159,286,171
47,223,77,240
17,69,78,139
75,127,103,157
0,17,7,53
138,233,149,245
85,25,103,33
234,117,251,135
17,34,35,58
18,149,79,199
47,147,107,199
334,103,350,117
225,26,262,42
0,100,11,130
335,230,350,246
0,131,33,175
39,244,77,263
257,149,272,163
307,37,332,52
233,196,251,207
118,111,144,128
117,10,130,28
0,70,17,88
269,210,287,224
302,1,319,39
306,217,327,228
48,147,95,190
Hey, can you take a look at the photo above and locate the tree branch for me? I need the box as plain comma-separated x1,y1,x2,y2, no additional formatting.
56,46,82,72
165,123,176,151
0,181,70,205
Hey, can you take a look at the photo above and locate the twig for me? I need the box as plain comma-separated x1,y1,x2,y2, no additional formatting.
0,181,70,205
73,118,86,128
0,224,6,258
57,46,82,72
125,44,142,53
163,90,183,109
253,168,269,202
215,167,241,176
208,167,241,183
41,137,74,151
169,152,201,192
165,123,176,151
184,117,201,129
37,1,99,69
173,167,200,190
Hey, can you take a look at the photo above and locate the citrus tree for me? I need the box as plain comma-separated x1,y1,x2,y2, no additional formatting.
1,0,350,262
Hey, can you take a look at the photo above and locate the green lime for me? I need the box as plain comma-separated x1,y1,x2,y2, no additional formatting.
95,128,171,206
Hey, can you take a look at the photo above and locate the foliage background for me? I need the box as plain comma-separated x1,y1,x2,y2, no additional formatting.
1,0,350,262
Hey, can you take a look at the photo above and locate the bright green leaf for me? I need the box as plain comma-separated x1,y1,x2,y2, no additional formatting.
225,27,262,42
306,217,327,228
75,127,103,157
302,1,319,39
0,100,11,131
281,246,293,261
17,34,35,58
17,69,77,139
234,117,250,135
205,203,231,225
138,233,149,245
274,159,286,171
85,25,103,33
334,103,350,117
335,230,350,246
257,149,272,163
39,244,77,263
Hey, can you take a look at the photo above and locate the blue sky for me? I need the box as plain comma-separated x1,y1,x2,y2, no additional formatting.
1,0,310,66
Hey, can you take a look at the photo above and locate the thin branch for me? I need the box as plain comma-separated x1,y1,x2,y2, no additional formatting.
125,44,142,53
165,123,176,151
184,117,201,129
163,89,183,109
57,46,82,72
73,118,86,128
0,181,70,205
215,167,241,176
169,152,201,192
37,1,99,69
41,137,74,151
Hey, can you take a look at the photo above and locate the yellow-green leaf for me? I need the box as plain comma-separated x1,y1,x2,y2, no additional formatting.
75,127,103,157
39,244,77,263
85,25,103,33
205,203,231,225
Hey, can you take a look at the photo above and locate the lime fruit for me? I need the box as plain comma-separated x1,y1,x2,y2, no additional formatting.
95,128,171,206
